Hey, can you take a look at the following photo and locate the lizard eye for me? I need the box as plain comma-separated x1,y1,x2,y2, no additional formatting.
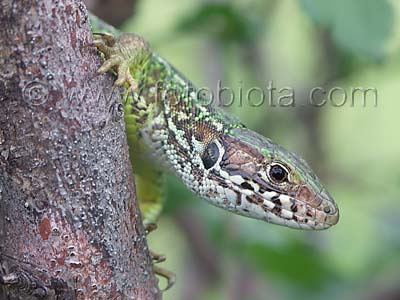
268,163,288,184
201,141,220,170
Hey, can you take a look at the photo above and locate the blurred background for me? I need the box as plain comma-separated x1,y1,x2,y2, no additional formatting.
86,0,400,299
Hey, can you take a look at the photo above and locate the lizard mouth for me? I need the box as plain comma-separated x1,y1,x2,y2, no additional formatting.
263,183,340,230
210,168,339,230
255,187,340,230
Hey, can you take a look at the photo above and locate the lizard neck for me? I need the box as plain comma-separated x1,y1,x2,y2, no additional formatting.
137,53,244,185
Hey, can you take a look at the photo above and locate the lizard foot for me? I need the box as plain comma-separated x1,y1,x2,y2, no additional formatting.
145,223,176,291
93,32,150,92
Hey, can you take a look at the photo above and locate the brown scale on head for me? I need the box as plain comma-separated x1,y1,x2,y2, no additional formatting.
221,136,262,177
194,122,219,145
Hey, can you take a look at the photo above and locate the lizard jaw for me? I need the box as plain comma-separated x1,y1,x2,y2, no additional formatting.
207,167,339,230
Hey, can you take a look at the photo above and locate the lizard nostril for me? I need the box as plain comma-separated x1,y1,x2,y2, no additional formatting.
323,205,331,213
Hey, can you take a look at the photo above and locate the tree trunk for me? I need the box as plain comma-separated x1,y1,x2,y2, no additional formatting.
0,1,160,299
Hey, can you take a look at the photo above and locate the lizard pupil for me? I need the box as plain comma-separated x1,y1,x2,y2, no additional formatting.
201,142,220,170
269,164,287,183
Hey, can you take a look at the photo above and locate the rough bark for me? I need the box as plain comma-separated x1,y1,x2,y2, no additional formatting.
0,1,160,299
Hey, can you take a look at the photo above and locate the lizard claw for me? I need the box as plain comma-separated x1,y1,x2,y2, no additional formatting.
150,251,166,263
153,266,176,291
145,223,158,234
93,32,116,46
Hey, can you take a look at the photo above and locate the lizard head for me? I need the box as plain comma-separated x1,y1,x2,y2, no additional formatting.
199,127,339,230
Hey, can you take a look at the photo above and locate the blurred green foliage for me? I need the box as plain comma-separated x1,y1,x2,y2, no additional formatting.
301,0,393,59
175,3,262,44
120,0,400,299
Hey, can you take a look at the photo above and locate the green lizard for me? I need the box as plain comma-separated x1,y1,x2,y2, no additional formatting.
90,26,339,290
